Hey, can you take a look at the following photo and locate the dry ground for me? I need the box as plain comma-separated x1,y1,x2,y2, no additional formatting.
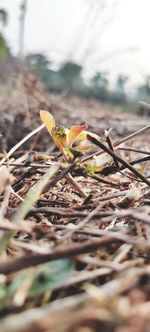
0,78,150,332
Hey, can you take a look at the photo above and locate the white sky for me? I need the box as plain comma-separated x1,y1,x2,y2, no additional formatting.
1,0,150,88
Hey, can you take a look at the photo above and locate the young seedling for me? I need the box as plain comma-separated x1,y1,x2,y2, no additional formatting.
40,110,97,198
40,110,94,162
40,110,107,181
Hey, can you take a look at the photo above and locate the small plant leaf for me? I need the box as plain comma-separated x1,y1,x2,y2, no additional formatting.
0,259,73,304
73,145,93,152
28,259,73,298
87,164,105,174
51,126,67,150
68,124,88,145
65,148,74,160
40,110,55,134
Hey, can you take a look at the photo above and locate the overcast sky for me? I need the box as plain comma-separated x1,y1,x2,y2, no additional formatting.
1,0,150,87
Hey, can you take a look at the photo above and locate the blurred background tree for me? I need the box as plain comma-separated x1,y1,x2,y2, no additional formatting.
137,75,150,101
26,53,51,82
91,72,108,90
116,74,128,94
0,8,8,28
0,8,9,61
0,8,13,85
58,62,83,91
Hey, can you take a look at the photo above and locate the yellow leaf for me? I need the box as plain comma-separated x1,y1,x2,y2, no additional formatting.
68,124,88,146
40,110,55,134
73,145,93,152
74,131,88,141
75,130,99,142
51,126,67,150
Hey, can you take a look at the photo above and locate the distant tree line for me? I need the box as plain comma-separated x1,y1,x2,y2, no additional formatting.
1,7,150,105
25,52,130,104
25,52,150,105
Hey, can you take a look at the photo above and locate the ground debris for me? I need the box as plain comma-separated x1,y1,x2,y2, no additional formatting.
0,87,150,331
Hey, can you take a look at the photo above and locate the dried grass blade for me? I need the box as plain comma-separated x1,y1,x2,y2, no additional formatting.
0,165,59,253
13,164,59,223
0,124,44,166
